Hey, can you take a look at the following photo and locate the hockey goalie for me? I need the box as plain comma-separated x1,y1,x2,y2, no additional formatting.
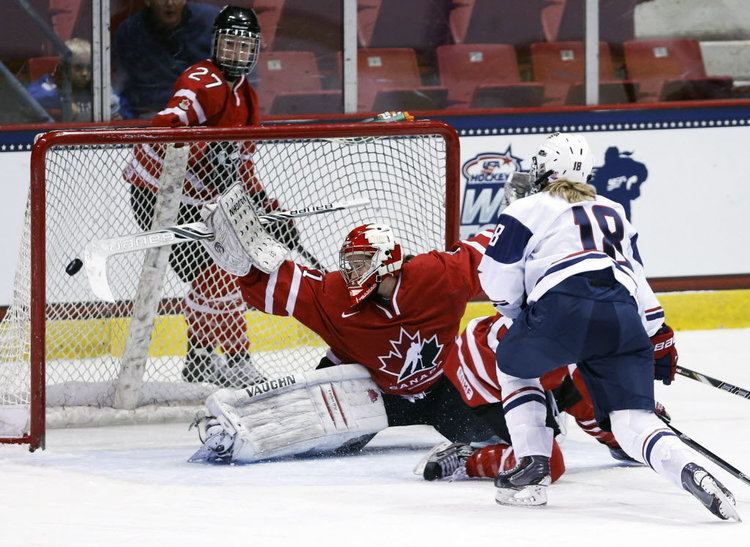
187,182,622,469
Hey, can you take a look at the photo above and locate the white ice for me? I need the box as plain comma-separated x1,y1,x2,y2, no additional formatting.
1,329,749,547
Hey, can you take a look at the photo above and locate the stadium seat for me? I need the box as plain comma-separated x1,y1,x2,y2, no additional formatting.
27,56,60,82
545,0,639,47
358,48,447,112
623,39,733,102
470,84,545,109
436,44,544,109
565,81,639,105
359,0,451,51
0,0,56,70
357,0,381,48
530,41,619,105
449,0,544,47
249,0,285,50
257,51,324,114
270,90,342,115
271,0,342,87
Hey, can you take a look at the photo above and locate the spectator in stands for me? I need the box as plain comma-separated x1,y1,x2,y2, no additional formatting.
114,0,219,119
27,38,121,122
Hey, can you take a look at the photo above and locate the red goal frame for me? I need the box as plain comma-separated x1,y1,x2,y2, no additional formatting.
11,120,460,451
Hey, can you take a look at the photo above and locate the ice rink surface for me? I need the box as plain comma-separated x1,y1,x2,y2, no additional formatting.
1,329,748,547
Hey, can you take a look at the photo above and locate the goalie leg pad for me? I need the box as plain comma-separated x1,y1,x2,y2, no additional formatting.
202,365,388,463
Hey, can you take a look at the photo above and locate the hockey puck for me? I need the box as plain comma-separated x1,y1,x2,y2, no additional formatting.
66,258,83,276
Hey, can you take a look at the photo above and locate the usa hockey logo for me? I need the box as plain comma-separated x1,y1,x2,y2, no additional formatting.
378,327,444,390
589,146,648,221
460,147,524,238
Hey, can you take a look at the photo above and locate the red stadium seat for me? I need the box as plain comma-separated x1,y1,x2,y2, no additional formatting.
530,41,618,105
257,51,324,114
27,56,61,82
0,0,56,70
436,44,543,109
249,0,285,50
565,81,639,105
357,0,381,48
470,83,545,109
623,39,733,102
360,0,451,51
358,48,447,112
270,90,342,115
546,0,640,46
450,0,543,47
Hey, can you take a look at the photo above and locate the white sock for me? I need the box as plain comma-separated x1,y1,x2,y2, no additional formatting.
610,409,703,489
499,372,553,458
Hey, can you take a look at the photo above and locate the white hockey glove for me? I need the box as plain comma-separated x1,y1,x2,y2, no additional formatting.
190,364,388,463
200,183,288,276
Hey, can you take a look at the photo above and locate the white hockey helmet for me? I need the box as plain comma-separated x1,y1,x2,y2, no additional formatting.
531,132,594,188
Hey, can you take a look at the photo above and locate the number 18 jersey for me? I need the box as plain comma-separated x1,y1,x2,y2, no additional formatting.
478,192,663,336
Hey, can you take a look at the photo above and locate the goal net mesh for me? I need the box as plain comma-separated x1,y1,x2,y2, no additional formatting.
0,123,455,440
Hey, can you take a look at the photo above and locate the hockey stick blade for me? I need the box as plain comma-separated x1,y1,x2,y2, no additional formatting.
658,415,750,487
676,366,750,400
83,197,369,302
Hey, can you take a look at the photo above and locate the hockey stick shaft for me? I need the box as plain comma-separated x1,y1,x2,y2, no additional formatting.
658,415,750,487
676,366,750,400
82,197,367,301
86,197,369,255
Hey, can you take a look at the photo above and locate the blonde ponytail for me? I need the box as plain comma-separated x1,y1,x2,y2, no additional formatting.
544,179,596,203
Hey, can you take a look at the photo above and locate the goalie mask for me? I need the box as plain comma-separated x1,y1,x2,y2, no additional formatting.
340,224,403,305
211,6,261,80
530,132,594,190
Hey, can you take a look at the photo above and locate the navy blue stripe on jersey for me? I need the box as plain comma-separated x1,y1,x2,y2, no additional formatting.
503,392,547,413
630,234,644,266
485,214,533,264
646,310,665,321
643,430,677,468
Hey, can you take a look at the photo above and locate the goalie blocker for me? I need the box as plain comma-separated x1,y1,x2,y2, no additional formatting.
190,364,388,463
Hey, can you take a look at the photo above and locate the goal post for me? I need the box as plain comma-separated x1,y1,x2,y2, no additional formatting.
0,120,460,451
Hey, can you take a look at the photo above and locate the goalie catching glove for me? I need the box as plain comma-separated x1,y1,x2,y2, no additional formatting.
189,364,388,463
200,183,288,276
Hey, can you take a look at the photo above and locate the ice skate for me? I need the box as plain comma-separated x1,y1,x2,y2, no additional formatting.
681,463,741,521
418,442,475,481
216,352,266,388
494,455,551,507
188,414,235,463
182,344,215,383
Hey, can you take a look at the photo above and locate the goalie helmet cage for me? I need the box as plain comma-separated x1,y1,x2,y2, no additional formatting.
0,120,460,451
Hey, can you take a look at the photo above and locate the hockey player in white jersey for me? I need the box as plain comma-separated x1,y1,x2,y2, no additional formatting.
478,132,740,520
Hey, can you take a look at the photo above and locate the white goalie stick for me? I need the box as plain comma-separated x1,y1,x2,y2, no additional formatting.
83,197,369,302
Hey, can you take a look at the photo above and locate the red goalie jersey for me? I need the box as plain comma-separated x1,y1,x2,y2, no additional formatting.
237,232,493,397
124,59,263,205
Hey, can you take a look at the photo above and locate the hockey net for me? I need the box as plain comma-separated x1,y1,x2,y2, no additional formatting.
0,121,459,450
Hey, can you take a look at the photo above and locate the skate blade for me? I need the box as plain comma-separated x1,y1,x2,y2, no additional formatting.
188,444,228,464
495,485,548,507
703,478,742,522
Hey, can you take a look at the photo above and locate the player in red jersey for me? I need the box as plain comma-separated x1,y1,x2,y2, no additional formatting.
125,6,278,387
191,222,612,474
236,224,507,442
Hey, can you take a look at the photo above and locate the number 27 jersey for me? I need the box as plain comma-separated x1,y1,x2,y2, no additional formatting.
478,192,663,335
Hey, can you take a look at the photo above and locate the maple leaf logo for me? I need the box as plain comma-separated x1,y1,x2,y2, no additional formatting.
378,327,444,383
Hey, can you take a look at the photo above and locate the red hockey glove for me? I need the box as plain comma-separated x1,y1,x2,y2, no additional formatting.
651,324,678,385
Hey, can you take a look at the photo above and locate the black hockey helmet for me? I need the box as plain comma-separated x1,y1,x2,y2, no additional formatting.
211,5,261,80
